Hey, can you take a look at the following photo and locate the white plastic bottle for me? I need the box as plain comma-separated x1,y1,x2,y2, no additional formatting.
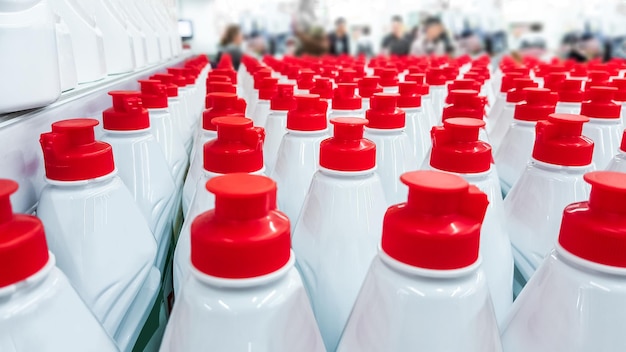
505,113,594,284
183,92,246,216
607,130,626,172
405,73,438,130
251,77,279,128
49,0,106,83
397,81,430,164
94,0,134,74
495,88,558,195
174,117,265,296
53,12,77,92
364,93,417,205
246,68,272,115
0,0,61,113
101,91,176,272
337,171,502,352
37,118,160,350
329,83,364,120
264,84,296,173
271,94,329,233
0,179,119,352
442,89,490,142
162,174,324,352
555,79,583,114
612,78,626,125
425,67,448,123
428,117,513,325
502,171,626,352
357,76,383,111
486,72,523,131
150,73,190,151
490,78,538,151
166,67,194,126
580,86,624,169
292,117,387,351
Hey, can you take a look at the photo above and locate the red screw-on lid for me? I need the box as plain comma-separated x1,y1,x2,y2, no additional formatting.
206,82,237,100
405,73,430,95
407,65,425,74
381,170,489,270
586,70,610,88
514,88,558,122
430,118,491,173
580,86,621,119
505,66,530,76
320,118,375,171
297,69,316,90
270,84,296,111
40,119,115,181
426,67,447,86
150,73,179,97
570,63,588,78
103,91,150,131
138,80,168,109
207,74,231,85
397,81,422,108
210,68,237,84
332,83,362,110
611,78,626,102
366,93,405,129
167,68,191,87
0,179,49,288
287,94,328,131
358,76,383,98
217,52,234,70
310,77,333,99
506,78,539,103
253,68,272,89
543,72,567,91
532,114,594,166
202,93,246,131
621,130,626,152
181,68,197,85
286,65,301,80
558,79,584,103
190,173,289,278
558,171,626,267
442,89,484,121
203,117,264,173
336,68,357,84
447,79,481,94
443,65,460,81
500,72,524,93
379,68,399,87
258,77,279,100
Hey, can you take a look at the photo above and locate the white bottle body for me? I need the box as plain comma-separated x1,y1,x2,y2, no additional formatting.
486,93,506,133
502,246,626,352
490,102,516,151
264,110,289,173
37,173,159,347
0,255,119,352
504,159,593,282
148,108,189,186
494,119,537,195
421,94,438,130
182,129,217,217
292,168,387,351
429,85,447,124
402,107,431,165
582,117,624,170
555,101,581,114
607,150,626,173
329,108,365,120
364,128,418,205
162,255,325,352
251,99,271,128
337,253,503,352
94,0,134,74
54,14,77,92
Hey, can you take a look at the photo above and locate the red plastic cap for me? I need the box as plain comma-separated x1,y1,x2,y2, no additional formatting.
405,73,425,84
358,76,383,98
320,118,376,171
430,118,491,173
253,68,273,89
191,174,290,278
426,67,447,86
166,68,191,87
336,68,357,84
258,77,279,100
447,79,481,94
0,179,48,288
203,117,264,173
442,89,484,121
287,94,328,131
206,82,237,100
443,65,460,81
217,53,234,70
543,72,567,91
506,78,539,103
611,78,626,102
622,130,626,152
40,119,115,181
366,93,405,129
570,63,588,78
150,73,179,97
210,68,237,84
500,72,524,93
270,84,296,111
202,93,246,131
532,114,594,166
558,171,626,267
514,88,558,122
397,81,422,108
332,83,362,110
379,68,399,87
207,74,231,84
297,69,316,90
381,170,489,270
103,91,150,131
586,70,610,89
139,80,168,109
558,79,584,103
580,86,621,119
310,77,334,99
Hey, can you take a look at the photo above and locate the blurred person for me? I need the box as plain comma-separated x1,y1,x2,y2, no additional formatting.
356,26,374,57
295,26,329,56
328,17,350,55
381,15,411,56
215,24,243,70
457,29,485,56
410,16,455,56
517,23,548,59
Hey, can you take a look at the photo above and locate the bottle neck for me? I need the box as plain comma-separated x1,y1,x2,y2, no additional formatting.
45,169,118,187
319,165,376,177
103,128,152,136
529,158,593,173
286,129,329,136
431,165,492,180
365,127,405,134
555,243,626,277
379,247,481,279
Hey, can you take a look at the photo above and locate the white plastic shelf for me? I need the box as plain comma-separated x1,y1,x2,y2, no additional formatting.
0,51,192,214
